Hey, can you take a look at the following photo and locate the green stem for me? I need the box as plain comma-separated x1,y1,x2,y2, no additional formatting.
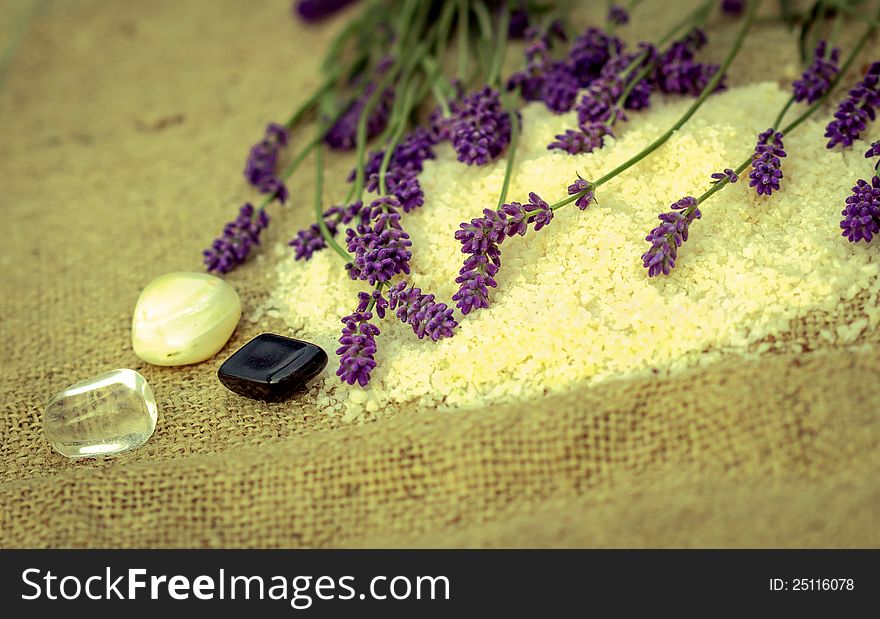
551,0,761,211
497,98,520,209
379,76,422,195
456,0,469,82
487,5,510,88
365,282,385,312
691,12,878,210
826,0,880,27
609,0,717,126
314,138,352,262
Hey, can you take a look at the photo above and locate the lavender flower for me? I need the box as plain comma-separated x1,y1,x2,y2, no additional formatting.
748,129,786,196
576,75,625,127
793,41,840,104
325,82,394,151
387,281,458,341
840,176,880,242
825,62,880,149
607,5,629,26
867,140,880,160
508,6,530,39
288,201,363,261
721,0,744,16
641,197,701,277
336,301,380,387
654,30,723,96
548,129,601,155
453,193,553,314
294,0,358,22
569,27,624,88
540,61,582,113
203,203,270,273
345,196,412,284
711,168,738,184
568,177,596,210
448,87,512,165
244,123,289,203
506,40,551,103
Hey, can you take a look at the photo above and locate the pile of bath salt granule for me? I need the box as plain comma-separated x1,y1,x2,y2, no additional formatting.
262,81,880,420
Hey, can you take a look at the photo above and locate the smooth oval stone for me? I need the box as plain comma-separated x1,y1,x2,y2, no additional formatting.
132,271,241,366
218,333,328,402
44,369,158,458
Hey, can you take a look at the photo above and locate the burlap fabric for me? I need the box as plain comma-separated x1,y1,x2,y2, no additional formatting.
1,0,877,548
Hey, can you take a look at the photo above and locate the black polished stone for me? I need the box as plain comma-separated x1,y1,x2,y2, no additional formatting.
218,333,328,402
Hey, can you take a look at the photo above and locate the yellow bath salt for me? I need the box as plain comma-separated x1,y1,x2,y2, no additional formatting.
263,81,880,419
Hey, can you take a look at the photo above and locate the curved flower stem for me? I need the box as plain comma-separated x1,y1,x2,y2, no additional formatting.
487,5,510,89
608,0,714,126
456,0,470,82
552,0,762,212
497,96,520,209
688,11,879,213
365,281,385,312
314,137,353,262
378,75,422,195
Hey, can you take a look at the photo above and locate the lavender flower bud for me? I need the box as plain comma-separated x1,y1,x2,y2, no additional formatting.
607,5,629,26
325,83,395,151
203,203,270,274
448,87,512,165
387,281,458,341
641,197,701,277
345,196,412,285
711,169,738,184
748,129,786,196
568,178,596,210
244,123,289,203
793,40,840,104
825,62,880,149
336,309,379,387
840,176,880,243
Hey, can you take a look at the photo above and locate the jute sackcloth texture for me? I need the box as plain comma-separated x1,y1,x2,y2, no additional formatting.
0,0,877,548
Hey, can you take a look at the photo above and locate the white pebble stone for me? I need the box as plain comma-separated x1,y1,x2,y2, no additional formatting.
44,369,158,458
131,272,241,366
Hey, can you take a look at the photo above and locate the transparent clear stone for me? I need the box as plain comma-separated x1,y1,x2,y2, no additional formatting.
44,369,158,458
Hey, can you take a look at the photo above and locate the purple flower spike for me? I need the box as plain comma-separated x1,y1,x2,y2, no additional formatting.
325,82,395,151
793,41,840,104
711,168,738,184
866,140,880,160
203,203,270,274
453,194,554,315
568,177,596,210
826,62,880,149
569,27,624,87
288,201,363,261
345,196,412,285
525,192,553,231
336,307,379,387
448,87,512,165
641,197,701,277
244,123,290,202
548,129,598,155
295,0,358,23
540,61,582,113
748,129,786,196
607,5,629,26
721,0,745,16
387,281,458,341
654,30,723,96
840,176,880,242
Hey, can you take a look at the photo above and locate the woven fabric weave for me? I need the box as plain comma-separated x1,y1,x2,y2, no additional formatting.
1,0,877,548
